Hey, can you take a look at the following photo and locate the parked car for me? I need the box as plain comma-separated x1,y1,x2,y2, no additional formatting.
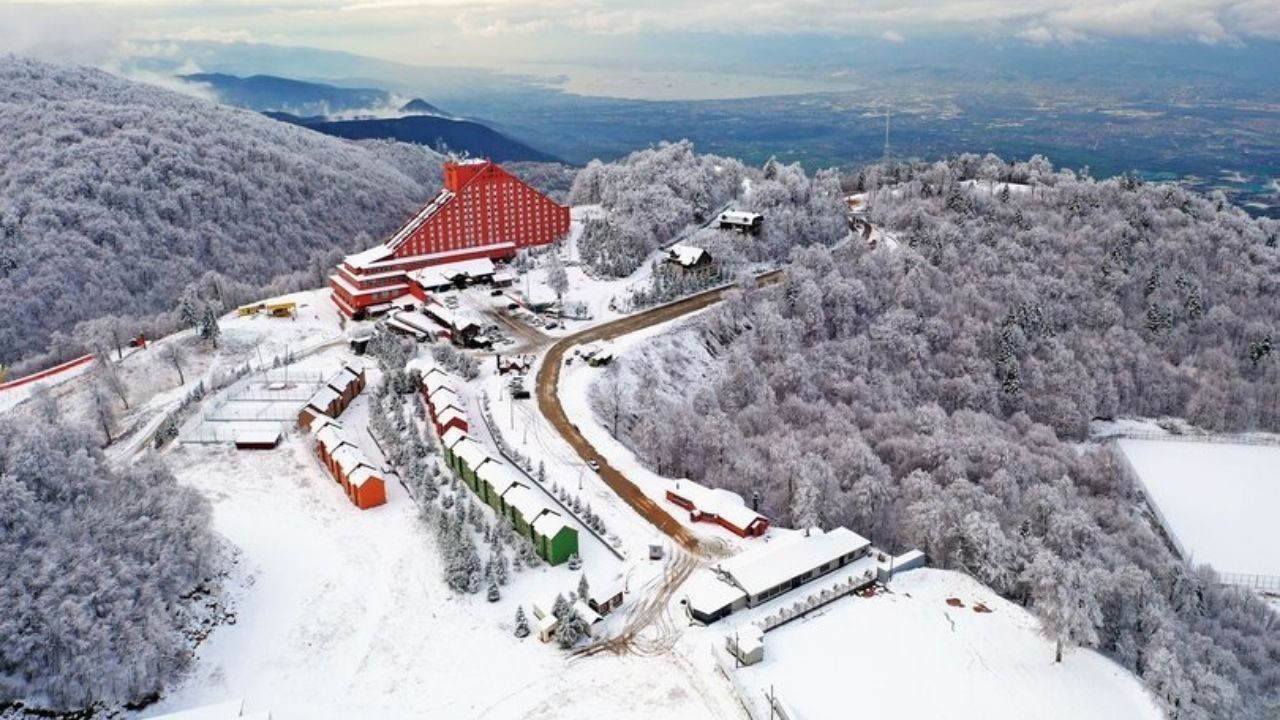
587,460,600,472
491,289,505,297
507,302,520,310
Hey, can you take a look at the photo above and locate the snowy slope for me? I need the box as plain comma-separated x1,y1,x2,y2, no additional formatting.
731,568,1163,720
152,436,740,720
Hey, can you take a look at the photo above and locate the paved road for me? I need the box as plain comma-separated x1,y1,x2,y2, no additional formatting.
535,271,784,554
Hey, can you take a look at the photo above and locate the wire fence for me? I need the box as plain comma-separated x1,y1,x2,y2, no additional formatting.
180,422,287,445
1108,430,1280,448
1218,573,1280,595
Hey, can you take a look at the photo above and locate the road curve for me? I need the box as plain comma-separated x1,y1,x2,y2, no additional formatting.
535,270,784,554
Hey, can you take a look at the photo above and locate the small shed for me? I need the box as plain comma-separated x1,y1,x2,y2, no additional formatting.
535,611,558,643
588,581,625,616
572,600,605,639
531,511,579,566
233,427,281,450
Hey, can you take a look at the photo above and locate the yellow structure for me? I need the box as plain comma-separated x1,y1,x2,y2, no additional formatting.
237,303,264,317
266,302,297,318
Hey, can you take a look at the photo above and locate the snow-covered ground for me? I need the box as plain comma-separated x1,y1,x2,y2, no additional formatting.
151,434,741,720
1118,438,1280,579
729,568,1162,720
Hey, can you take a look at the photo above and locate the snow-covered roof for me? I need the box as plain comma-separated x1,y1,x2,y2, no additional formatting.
719,210,762,224
502,485,549,522
327,368,359,393
308,385,343,411
391,310,439,335
536,613,557,633
428,385,459,407
423,304,484,332
309,415,340,436
717,527,870,597
573,599,603,626
667,244,709,267
347,465,381,489
670,479,765,533
531,508,570,538
477,462,523,494
315,425,347,451
684,569,748,615
234,428,281,446
440,426,467,450
409,257,496,289
344,243,395,270
331,445,367,475
453,438,492,470
435,405,467,428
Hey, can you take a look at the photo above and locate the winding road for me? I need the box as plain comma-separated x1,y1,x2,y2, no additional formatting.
534,271,784,554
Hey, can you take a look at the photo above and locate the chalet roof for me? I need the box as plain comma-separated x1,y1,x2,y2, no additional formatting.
477,462,524,496
434,406,467,428
503,485,550,521
453,437,492,470
684,569,747,616
668,244,709,267
531,509,571,539
572,599,603,626
308,385,343,411
330,445,367,474
315,425,346,451
440,426,468,450
309,415,340,436
428,385,459,407
347,465,381,489
327,368,360,393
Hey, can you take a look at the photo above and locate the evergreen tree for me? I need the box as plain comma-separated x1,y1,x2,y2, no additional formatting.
487,580,500,603
577,573,590,602
514,606,530,638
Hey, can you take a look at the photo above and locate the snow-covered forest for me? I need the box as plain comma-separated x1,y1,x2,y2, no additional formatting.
595,156,1280,719
569,140,847,276
0,405,217,710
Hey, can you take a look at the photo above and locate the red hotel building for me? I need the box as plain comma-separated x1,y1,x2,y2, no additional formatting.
330,159,571,318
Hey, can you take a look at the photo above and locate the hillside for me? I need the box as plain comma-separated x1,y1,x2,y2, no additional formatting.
0,57,446,366
182,72,395,117
290,114,563,163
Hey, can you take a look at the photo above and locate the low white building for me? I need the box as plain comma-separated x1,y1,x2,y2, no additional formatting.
685,526,872,624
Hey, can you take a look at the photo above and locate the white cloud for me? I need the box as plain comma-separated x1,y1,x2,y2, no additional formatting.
166,26,256,44
881,29,906,43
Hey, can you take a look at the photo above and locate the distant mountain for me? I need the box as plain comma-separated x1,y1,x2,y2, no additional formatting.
182,72,397,117
298,115,563,163
400,98,447,116
0,57,446,366
186,72,560,164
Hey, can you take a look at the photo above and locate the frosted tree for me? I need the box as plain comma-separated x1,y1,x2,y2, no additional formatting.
1023,550,1101,663
555,611,583,649
514,606,530,638
546,253,569,301
487,580,500,603
161,342,187,386
577,573,590,602
92,352,129,410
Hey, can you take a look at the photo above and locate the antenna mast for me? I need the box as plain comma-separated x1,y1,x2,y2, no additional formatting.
882,108,892,165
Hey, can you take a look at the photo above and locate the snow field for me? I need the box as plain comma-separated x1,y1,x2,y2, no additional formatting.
1118,438,1280,579
730,568,1163,720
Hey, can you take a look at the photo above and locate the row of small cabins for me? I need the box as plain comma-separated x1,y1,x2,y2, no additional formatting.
294,364,387,510
420,366,580,566
310,416,387,510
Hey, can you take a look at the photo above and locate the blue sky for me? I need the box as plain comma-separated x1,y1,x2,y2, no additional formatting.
2,0,1279,72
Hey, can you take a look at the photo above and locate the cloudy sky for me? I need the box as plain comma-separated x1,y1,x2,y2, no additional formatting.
2,0,1278,71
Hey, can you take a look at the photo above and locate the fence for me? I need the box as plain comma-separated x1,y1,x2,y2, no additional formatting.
711,642,791,720
757,569,878,633
180,422,287,445
1109,429,1280,448
1218,573,1280,595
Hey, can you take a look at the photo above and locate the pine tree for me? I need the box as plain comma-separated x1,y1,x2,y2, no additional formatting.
551,593,569,620
198,306,221,348
514,606,530,638
555,611,583,649
577,573,590,602
487,580,500,603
